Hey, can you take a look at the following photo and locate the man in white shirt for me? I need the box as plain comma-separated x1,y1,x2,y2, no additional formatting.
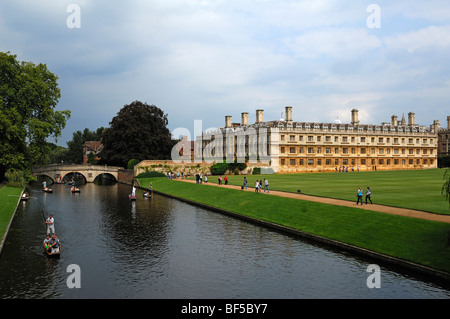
46,214,55,235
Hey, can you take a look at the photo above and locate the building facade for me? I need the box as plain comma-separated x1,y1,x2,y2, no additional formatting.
438,116,450,158
197,107,442,173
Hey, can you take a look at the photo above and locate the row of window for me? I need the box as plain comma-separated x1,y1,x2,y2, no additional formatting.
280,146,434,155
280,135,435,145
280,158,434,166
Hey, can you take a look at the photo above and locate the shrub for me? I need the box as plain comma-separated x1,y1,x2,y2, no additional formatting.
127,159,140,170
5,169,27,188
210,163,229,175
252,167,261,175
135,171,166,178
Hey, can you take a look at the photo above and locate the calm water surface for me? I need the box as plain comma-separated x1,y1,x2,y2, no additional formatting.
1,182,450,299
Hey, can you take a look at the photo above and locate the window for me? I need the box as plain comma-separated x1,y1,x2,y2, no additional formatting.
379,137,383,143
308,147,314,154
334,148,339,154
317,136,321,142
326,159,332,165
280,147,285,153
290,159,296,165
361,148,366,154
290,135,295,142
342,136,348,142
280,159,285,165
334,136,339,142
379,148,384,154
289,147,296,153
307,136,314,142
308,159,314,165
325,136,331,142
281,135,285,141
342,148,348,154
361,137,366,142
325,148,331,154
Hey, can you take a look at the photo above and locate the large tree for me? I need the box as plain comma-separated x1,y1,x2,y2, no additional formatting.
100,101,174,167
0,52,71,179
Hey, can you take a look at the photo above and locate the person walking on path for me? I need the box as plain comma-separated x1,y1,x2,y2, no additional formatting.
365,187,373,204
356,188,363,205
255,180,259,192
46,214,55,235
264,178,269,193
243,177,247,189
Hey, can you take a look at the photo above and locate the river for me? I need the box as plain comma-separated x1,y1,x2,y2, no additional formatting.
0,182,449,299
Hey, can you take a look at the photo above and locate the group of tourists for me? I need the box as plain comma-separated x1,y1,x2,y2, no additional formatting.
356,187,373,205
196,173,207,183
254,178,269,193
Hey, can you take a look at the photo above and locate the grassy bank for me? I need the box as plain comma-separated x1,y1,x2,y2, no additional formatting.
138,177,450,274
0,186,23,245
207,169,450,215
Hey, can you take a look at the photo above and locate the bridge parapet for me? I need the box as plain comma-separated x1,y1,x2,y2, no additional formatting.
31,164,126,183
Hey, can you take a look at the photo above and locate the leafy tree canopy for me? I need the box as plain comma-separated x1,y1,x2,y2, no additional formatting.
65,127,105,164
0,52,70,179
100,101,174,167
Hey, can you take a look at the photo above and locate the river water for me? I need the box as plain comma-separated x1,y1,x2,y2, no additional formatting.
0,182,449,299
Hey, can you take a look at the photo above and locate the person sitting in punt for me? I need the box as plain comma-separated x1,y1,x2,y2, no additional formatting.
43,234,50,250
47,234,60,252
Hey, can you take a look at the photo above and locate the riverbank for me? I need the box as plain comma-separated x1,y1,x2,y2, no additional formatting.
0,186,23,256
137,177,450,282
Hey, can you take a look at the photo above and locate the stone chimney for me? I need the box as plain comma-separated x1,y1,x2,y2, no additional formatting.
430,120,440,133
408,112,415,126
225,115,232,128
391,115,398,126
447,115,450,129
241,112,249,126
285,106,293,123
256,109,264,124
351,109,359,125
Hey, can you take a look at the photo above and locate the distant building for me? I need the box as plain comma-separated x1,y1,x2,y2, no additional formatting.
438,116,450,157
82,141,103,165
196,106,443,173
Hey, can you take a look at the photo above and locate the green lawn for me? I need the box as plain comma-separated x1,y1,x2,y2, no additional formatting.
214,169,450,215
138,177,450,274
0,186,23,241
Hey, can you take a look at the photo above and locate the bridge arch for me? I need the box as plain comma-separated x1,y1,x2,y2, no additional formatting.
93,173,118,183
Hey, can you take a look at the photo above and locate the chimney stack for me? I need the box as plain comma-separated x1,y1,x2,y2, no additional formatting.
225,115,232,128
285,106,293,123
351,109,359,125
391,115,398,126
447,115,450,129
408,112,415,126
256,109,264,124
241,112,249,126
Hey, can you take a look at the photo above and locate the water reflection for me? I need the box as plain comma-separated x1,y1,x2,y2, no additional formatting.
0,183,450,299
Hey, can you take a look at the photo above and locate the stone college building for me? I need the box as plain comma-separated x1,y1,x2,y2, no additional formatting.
197,106,444,173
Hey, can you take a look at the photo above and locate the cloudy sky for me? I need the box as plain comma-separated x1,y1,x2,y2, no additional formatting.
1,0,449,145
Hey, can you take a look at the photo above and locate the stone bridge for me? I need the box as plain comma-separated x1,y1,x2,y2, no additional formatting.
31,164,134,184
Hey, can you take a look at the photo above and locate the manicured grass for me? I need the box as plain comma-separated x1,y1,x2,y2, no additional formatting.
138,177,450,274
213,169,450,215
0,186,23,241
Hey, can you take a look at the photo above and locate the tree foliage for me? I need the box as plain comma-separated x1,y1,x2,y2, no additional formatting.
100,101,175,167
0,52,70,179
65,127,105,164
